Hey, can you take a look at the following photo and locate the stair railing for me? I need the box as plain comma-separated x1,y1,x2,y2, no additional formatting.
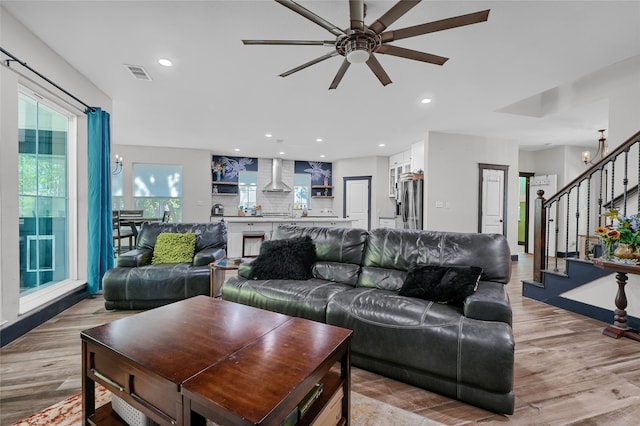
533,130,640,283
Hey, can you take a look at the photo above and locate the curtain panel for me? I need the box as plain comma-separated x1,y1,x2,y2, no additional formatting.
87,108,114,294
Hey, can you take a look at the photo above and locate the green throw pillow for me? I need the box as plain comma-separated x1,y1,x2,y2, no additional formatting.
152,232,197,264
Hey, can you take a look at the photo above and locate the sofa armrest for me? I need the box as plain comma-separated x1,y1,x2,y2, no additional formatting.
237,259,256,279
115,248,153,267
463,281,512,325
193,247,226,266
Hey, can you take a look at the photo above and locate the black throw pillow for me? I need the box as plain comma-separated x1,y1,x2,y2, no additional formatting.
250,236,317,280
399,264,483,305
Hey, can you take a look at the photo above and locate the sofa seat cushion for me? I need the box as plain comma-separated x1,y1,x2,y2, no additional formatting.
221,276,353,323
103,264,210,309
326,287,514,395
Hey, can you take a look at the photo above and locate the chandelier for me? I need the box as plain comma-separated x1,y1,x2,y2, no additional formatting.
583,129,608,165
112,154,123,175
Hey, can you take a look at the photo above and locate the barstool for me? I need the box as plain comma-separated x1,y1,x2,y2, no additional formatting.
242,231,266,257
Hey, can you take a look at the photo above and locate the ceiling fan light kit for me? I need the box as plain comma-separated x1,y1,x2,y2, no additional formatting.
243,0,490,89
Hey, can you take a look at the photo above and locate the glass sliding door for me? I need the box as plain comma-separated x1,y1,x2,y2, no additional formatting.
18,92,70,295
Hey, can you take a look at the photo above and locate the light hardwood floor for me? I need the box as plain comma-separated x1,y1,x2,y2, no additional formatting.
2,254,640,425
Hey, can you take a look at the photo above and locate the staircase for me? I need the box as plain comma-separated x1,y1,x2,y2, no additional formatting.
524,130,640,328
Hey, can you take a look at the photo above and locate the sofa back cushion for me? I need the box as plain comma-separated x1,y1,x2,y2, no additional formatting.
273,225,368,264
137,222,227,252
272,224,368,285
358,228,511,290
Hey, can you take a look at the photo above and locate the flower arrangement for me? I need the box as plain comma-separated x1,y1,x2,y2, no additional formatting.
595,209,640,259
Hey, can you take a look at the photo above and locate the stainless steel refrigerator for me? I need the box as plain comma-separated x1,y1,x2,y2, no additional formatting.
399,173,424,229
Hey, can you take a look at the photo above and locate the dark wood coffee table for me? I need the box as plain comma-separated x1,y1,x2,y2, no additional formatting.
182,316,351,426
81,296,351,426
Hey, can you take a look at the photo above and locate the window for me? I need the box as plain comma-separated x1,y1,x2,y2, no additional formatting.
238,170,257,209
18,90,74,295
112,169,124,210
133,163,183,221
294,173,311,210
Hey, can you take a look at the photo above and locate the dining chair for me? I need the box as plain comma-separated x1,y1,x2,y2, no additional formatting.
113,210,135,255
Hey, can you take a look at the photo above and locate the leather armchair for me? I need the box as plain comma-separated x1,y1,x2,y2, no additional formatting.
103,222,227,310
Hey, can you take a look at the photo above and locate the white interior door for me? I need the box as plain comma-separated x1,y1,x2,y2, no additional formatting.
346,179,370,230
481,168,505,234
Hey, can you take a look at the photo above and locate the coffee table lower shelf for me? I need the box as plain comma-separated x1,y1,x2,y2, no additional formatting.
87,402,128,426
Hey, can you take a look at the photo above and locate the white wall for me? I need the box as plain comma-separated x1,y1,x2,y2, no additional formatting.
424,132,520,254
111,144,213,222
333,156,394,230
1,6,112,328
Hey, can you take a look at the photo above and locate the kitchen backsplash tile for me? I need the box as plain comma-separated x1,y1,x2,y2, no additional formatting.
211,158,333,216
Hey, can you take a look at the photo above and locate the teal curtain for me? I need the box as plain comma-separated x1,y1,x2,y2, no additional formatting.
87,108,114,294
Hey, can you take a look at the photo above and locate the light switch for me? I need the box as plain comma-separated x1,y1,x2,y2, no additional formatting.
435,201,444,208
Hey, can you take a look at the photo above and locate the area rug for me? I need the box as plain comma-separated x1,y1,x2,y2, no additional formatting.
12,387,444,426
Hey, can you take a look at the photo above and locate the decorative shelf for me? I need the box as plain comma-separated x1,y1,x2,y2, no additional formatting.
212,181,238,186
212,193,237,196
312,185,333,189
312,196,334,199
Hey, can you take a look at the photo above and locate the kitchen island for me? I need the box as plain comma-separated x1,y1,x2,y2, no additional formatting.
215,216,354,258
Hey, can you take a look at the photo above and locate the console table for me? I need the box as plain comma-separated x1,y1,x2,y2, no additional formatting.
592,259,640,342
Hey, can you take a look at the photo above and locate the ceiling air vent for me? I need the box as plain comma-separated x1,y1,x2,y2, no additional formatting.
124,64,152,81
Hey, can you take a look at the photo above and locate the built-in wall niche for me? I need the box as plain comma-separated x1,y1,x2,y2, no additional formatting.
294,161,333,198
211,155,258,195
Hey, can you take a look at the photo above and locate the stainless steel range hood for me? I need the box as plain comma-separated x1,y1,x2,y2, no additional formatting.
262,158,292,193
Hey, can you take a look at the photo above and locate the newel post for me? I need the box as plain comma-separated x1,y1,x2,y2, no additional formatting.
533,190,546,283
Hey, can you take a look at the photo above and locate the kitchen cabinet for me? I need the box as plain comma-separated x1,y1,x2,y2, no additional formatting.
389,150,411,198
226,221,273,258
379,217,397,228
221,218,354,258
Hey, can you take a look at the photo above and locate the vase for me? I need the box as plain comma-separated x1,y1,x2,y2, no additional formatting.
601,239,614,260
614,244,635,260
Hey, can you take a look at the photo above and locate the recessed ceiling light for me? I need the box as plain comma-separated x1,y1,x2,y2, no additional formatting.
234,148,240,152
316,138,323,142
320,154,326,158
378,143,386,147
158,58,173,67
420,98,432,104
279,151,285,155
265,133,273,138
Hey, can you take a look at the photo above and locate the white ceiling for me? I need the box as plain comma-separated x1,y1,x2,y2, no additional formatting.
2,1,640,161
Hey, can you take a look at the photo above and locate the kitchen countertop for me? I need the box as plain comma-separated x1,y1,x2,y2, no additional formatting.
216,216,352,223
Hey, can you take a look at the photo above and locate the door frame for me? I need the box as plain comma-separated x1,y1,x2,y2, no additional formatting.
477,163,509,236
343,176,372,231
519,172,535,253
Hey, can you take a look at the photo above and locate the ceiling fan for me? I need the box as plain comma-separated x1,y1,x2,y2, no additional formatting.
243,0,490,89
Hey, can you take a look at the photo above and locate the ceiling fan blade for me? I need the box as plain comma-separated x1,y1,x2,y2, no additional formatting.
329,59,351,90
349,0,365,31
279,51,339,77
366,55,392,86
275,0,346,37
243,40,335,46
369,0,421,34
381,9,490,42
376,44,448,65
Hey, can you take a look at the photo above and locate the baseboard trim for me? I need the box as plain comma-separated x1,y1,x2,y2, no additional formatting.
0,286,89,348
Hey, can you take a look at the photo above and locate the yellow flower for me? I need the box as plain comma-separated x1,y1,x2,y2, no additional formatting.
595,226,608,236
607,229,621,240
